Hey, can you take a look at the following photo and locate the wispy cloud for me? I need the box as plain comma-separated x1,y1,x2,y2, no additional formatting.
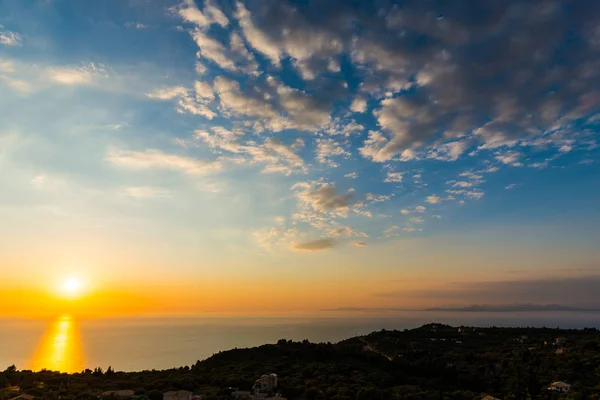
292,238,337,251
107,149,220,175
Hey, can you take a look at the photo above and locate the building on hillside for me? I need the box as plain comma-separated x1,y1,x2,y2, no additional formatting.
253,374,278,393
9,394,35,400
231,391,252,399
101,391,135,398
265,396,286,400
547,381,571,393
163,390,193,400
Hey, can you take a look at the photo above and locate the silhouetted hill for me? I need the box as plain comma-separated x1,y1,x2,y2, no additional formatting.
3,324,600,400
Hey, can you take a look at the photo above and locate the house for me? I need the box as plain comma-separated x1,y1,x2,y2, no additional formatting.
253,374,278,393
102,391,135,398
231,391,252,399
163,391,193,400
9,394,35,400
547,381,571,393
265,396,287,400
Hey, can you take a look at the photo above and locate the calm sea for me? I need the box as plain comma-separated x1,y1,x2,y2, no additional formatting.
1,312,599,372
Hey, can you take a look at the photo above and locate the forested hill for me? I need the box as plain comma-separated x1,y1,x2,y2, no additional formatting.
2,324,600,400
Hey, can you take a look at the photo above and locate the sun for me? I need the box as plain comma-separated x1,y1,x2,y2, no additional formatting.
60,277,85,299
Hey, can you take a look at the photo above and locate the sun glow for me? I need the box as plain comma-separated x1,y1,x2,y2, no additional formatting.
60,277,85,299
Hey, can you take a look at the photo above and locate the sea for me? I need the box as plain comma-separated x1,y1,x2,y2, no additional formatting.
1,311,599,372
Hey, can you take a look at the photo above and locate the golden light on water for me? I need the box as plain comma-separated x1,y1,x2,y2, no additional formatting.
30,315,84,372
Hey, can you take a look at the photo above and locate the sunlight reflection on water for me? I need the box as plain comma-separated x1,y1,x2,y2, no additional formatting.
30,314,84,372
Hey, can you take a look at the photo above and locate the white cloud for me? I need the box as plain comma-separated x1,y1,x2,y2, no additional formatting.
107,148,220,175
452,181,473,188
400,209,410,215
195,61,207,75
315,138,348,166
147,86,189,100
122,186,171,198
364,193,390,203
414,206,426,212
191,29,238,71
323,119,364,136
495,151,523,166
409,216,424,224
175,0,228,28
344,172,358,179
125,22,148,29
505,183,516,190
384,225,400,237
235,2,282,66
350,96,367,113
384,171,403,183
426,195,442,204
0,27,22,46
194,81,214,99
49,64,104,85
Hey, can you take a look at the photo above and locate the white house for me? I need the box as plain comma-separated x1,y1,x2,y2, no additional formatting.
253,374,278,393
163,390,193,400
547,381,571,393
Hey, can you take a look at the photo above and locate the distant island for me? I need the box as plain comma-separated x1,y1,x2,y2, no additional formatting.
2,323,599,400
323,303,600,313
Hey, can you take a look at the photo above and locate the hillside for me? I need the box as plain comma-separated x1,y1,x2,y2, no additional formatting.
2,324,600,400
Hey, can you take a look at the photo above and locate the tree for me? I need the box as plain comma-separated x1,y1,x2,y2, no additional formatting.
148,390,163,400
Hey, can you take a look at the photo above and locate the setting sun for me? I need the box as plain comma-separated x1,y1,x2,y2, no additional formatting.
60,277,85,299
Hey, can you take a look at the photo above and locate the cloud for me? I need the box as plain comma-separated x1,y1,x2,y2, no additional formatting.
125,22,148,29
122,186,171,198
400,209,410,215
175,0,228,28
49,64,104,85
426,195,443,204
384,171,403,183
505,183,516,190
350,96,367,113
293,238,337,251
496,151,524,166
147,86,189,100
351,241,367,247
315,138,348,166
414,206,426,213
292,181,355,214
0,27,22,46
409,216,424,224
234,0,347,79
344,172,358,179
107,148,220,175
213,76,331,132
195,127,306,175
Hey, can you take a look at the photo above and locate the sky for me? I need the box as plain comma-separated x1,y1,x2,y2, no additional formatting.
1,0,600,317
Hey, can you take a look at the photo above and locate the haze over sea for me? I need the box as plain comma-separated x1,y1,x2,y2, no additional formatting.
2,312,599,372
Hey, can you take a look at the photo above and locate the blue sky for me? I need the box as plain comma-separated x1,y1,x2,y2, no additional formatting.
1,0,600,312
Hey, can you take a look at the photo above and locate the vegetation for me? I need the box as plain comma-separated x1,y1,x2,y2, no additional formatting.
2,324,600,400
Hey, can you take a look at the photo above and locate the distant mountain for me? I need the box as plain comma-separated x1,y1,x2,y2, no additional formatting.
425,304,600,312
324,304,600,313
